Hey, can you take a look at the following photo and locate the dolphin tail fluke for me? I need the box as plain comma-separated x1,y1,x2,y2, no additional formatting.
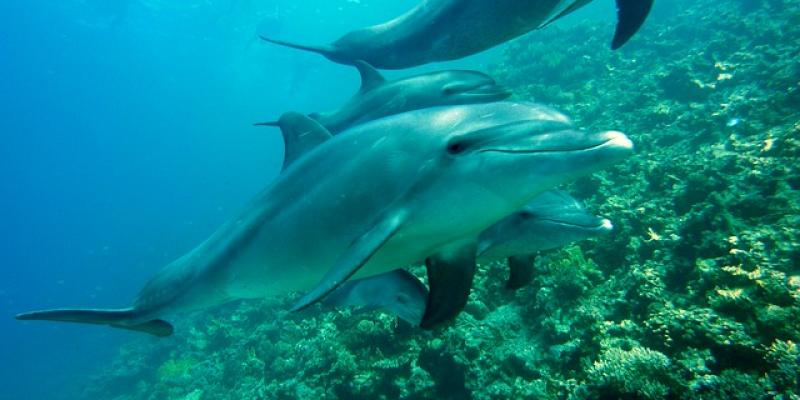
15,308,174,337
259,35,336,58
611,0,654,50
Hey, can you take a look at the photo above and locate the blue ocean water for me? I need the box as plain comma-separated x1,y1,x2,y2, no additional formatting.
0,1,647,399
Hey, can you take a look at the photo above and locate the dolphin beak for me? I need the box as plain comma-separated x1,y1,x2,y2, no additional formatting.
601,131,634,151
479,129,633,155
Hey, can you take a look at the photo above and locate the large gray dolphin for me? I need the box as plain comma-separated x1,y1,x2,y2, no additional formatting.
16,101,632,335
261,0,655,69
274,115,615,322
273,118,615,291
256,61,510,135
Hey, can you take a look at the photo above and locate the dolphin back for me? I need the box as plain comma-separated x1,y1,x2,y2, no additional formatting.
15,308,174,337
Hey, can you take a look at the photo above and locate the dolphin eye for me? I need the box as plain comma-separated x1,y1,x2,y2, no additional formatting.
447,141,466,155
517,211,534,219
396,294,409,304
443,83,468,95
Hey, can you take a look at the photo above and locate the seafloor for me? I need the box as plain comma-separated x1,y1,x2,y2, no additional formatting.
82,1,799,399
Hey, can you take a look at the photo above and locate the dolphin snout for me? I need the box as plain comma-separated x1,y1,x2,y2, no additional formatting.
599,131,634,152
598,218,614,233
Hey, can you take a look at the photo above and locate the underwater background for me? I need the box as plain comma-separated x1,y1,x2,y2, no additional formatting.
1,0,797,399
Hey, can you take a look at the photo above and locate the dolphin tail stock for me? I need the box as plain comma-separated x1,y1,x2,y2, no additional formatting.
259,35,336,58
15,308,174,337
611,0,654,50
253,120,279,127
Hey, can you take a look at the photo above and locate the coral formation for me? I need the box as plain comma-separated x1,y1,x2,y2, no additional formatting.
81,0,799,398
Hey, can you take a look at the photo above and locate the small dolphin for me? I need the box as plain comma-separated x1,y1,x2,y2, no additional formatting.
261,0,655,69
322,269,429,326
255,61,510,134
477,190,613,288
16,102,632,335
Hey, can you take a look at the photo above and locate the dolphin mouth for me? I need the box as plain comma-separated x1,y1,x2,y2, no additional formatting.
539,218,614,232
479,131,633,155
461,83,512,99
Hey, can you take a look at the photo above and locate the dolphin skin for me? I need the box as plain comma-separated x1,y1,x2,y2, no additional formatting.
262,0,655,69
256,61,510,134
16,101,632,335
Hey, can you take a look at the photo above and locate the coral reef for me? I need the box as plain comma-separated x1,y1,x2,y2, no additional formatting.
81,0,799,398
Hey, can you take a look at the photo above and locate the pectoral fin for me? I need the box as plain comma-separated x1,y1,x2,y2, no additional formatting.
611,0,654,49
507,255,537,289
420,242,477,329
291,212,407,312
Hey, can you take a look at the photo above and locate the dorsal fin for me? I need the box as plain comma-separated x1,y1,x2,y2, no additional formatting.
353,60,386,93
273,112,333,171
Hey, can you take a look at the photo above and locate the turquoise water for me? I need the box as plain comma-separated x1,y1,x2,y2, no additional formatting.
2,1,797,399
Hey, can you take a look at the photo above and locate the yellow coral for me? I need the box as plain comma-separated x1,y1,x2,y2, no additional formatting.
762,138,775,152
645,228,662,242
716,288,745,300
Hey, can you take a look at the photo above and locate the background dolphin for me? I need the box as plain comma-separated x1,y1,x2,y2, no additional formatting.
255,61,509,134
262,0,655,69
16,102,632,335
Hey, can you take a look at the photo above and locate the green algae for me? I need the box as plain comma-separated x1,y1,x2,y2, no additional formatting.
82,0,799,399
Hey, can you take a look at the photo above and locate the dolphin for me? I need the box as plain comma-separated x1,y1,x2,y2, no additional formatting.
272,118,615,291
255,61,510,135
476,189,613,288
261,0,655,69
16,102,632,335
322,269,429,326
